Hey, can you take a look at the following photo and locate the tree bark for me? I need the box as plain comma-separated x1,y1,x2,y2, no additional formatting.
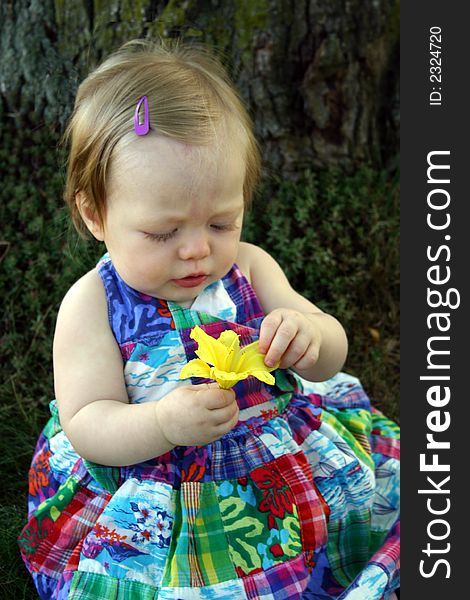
0,0,399,175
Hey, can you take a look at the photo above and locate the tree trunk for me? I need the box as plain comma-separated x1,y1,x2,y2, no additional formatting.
0,0,399,175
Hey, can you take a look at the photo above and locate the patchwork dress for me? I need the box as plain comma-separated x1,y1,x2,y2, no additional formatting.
19,255,400,599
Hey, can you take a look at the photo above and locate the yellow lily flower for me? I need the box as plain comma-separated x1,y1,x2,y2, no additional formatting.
179,326,278,389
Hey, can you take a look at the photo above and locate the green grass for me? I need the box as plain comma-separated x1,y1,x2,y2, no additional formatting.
0,117,399,594
0,402,43,599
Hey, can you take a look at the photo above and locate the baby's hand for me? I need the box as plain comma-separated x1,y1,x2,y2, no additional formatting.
155,384,239,447
258,308,322,372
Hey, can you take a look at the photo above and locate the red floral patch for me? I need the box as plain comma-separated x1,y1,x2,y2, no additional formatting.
28,448,52,497
18,517,46,557
251,463,294,523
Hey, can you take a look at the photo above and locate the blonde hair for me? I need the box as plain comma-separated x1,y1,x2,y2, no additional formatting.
63,38,261,238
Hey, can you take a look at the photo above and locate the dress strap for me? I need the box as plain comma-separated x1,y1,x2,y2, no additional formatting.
222,264,265,327
96,254,175,346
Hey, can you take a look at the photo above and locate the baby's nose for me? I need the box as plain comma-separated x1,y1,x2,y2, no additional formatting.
178,231,210,261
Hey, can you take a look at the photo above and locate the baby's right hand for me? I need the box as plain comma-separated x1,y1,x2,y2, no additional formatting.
155,384,239,447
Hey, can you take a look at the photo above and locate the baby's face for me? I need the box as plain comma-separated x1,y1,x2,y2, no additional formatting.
96,134,245,304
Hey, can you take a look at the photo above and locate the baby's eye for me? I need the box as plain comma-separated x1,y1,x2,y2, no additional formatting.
210,223,236,232
143,229,178,242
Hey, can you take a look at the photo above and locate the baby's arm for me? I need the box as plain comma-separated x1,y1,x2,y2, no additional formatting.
239,243,348,382
53,270,238,467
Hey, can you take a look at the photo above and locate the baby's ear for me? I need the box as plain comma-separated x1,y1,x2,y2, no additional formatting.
76,191,105,241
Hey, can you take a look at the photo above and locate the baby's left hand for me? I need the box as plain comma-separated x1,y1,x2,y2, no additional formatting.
258,308,322,372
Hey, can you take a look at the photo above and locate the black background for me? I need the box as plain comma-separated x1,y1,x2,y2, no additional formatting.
401,3,468,597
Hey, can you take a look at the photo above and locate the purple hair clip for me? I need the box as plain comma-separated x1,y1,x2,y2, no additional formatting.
134,95,150,136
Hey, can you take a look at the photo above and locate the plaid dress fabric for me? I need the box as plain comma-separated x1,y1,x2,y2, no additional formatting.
19,255,400,599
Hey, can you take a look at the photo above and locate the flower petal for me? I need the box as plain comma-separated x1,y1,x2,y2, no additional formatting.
247,370,276,386
180,359,212,380
218,330,240,351
190,326,229,368
235,341,279,374
217,330,240,371
210,366,247,390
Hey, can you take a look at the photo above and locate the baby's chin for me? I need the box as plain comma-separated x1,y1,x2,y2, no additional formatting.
159,281,213,306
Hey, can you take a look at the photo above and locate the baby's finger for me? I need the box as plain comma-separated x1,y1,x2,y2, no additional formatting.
293,343,320,372
192,382,219,390
210,401,240,426
258,311,283,354
215,404,240,436
264,320,298,367
279,335,310,369
201,387,236,409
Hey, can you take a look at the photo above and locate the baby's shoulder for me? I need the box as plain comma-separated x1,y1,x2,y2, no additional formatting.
236,242,278,282
60,268,105,309
56,268,108,336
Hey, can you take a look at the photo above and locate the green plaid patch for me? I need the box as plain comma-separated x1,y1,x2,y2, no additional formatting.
326,509,372,587
168,303,218,330
69,570,158,599
162,482,236,587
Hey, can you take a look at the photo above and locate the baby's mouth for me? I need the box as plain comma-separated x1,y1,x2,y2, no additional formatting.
172,273,208,288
